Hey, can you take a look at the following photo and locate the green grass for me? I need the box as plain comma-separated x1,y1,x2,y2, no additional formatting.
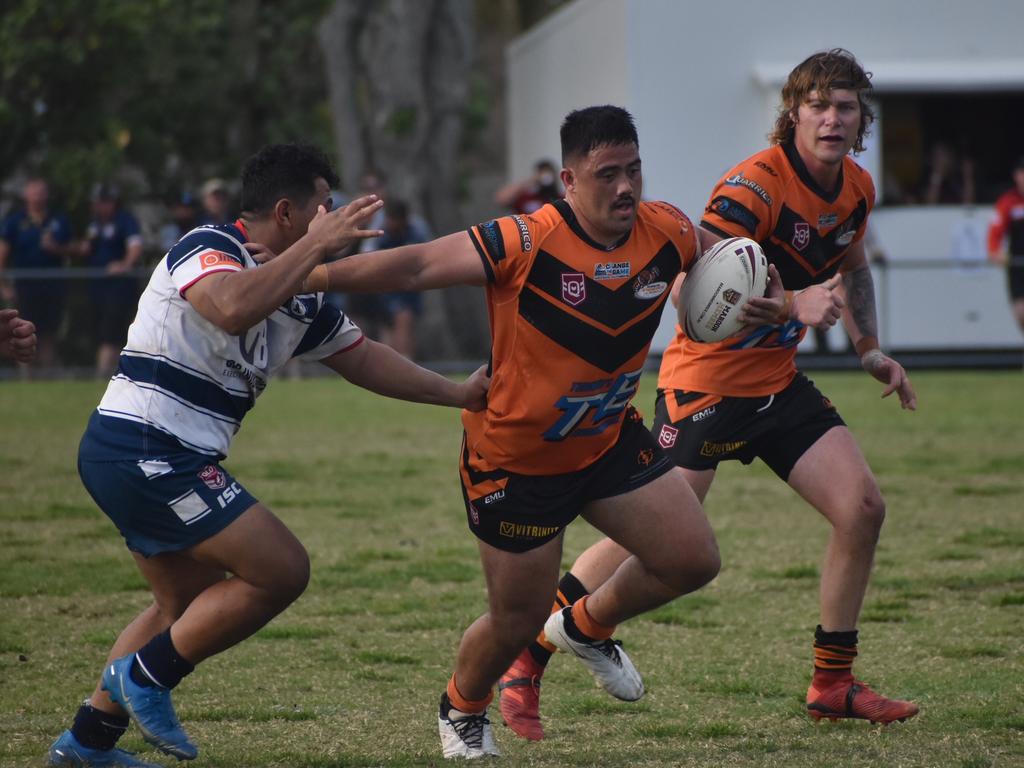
1,371,1023,767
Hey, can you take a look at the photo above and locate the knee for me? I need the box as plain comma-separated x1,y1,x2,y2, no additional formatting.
263,544,311,606
653,538,721,595
832,489,886,541
490,601,550,650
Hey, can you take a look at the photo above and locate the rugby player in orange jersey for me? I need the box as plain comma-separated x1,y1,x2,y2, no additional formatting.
504,49,920,732
301,105,765,756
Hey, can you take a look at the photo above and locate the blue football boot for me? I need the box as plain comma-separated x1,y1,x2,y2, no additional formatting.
47,729,161,767
101,654,197,760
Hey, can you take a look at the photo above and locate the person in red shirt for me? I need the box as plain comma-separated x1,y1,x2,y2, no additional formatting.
987,156,1024,338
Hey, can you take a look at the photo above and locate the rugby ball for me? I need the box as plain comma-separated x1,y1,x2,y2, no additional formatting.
679,237,769,343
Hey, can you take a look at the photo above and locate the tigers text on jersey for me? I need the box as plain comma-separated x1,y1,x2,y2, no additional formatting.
85,220,363,459
463,199,698,474
659,142,876,399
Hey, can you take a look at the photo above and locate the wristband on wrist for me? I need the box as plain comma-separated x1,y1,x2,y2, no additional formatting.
303,264,329,292
776,291,794,323
855,335,880,358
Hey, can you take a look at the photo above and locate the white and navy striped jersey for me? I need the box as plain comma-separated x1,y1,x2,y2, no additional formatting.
83,220,362,460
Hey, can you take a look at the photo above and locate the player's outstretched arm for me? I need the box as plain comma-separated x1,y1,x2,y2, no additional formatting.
322,338,489,411
304,231,488,294
186,196,383,335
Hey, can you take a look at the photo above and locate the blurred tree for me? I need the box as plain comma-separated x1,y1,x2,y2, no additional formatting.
0,0,334,216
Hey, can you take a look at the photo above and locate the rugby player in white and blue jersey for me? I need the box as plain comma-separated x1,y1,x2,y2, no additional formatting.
47,144,490,768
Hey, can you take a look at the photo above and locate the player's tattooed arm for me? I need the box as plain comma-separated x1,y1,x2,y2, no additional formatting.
840,264,878,340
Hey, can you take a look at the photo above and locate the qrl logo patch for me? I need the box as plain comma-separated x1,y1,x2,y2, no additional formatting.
658,424,679,449
198,464,226,490
561,272,586,306
792,222,810,251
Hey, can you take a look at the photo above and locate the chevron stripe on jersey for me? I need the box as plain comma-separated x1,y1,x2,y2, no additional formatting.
662,141,876,398
87,220,363,459
462,200,698,474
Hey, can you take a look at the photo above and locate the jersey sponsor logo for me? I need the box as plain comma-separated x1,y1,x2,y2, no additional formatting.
699,439,747,457
478,219,506,263
637,448,655,466
561,272,586,305
633,265,666,300
198,250,238,270
483,489,506,504
468,502,480,526
834,222,856,246
692,405,716,422
198,464,227,490
724,173,773,206
512,215,533,252
708,196,759,234
499,521,560,539
818,213,838,228
657,423,678,448
728,318,804,350
649,201,691,233
754,161,778,177
595,261,630,280
792,222,811,251
544,369,642,441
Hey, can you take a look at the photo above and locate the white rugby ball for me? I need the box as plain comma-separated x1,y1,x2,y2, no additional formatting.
679,237,769,343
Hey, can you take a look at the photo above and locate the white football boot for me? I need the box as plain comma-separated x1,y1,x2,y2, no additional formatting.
438,693,500,759
544,606,645,701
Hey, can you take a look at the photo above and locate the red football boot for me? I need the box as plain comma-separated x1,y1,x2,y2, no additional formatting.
807,678,920,724
498,649,546,740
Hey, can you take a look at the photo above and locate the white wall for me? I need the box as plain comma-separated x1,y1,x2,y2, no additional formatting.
508,0,1024,352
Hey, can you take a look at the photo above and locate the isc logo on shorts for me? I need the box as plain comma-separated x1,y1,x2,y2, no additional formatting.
658,424,678,449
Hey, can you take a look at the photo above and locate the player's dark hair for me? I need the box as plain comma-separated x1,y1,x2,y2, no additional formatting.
770,48,875,154
240,143,339,216
560,106,639,165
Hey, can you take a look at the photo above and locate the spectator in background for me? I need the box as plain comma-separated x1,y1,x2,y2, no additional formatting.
199,178,232,226
918,142,975,206
159,191,200,254
987,156,1024,339
0,177,74,370
76,183,144,378
377,200,425,358
345,170,431,337
495,158,563,214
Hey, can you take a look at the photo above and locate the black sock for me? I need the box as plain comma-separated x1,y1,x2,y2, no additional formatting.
527,571,593,666
71,701,129,751
131,629,195,690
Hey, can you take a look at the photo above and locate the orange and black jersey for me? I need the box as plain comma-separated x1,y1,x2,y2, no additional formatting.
659,142,876,399
463,199,698,475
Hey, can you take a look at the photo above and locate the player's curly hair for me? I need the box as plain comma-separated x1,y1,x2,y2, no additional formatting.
768,48,875,154
241,143,339,216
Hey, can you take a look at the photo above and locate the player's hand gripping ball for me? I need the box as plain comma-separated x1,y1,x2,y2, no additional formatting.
679,237,768,342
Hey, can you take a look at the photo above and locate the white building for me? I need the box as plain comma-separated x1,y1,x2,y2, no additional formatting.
506,0,1023,353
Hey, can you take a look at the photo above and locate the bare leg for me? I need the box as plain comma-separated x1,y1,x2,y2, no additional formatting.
453,535,563,701
787,427,885,631
581,467,720,626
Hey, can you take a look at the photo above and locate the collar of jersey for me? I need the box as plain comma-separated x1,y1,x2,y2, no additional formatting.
782,141,844,204
553,199,633,252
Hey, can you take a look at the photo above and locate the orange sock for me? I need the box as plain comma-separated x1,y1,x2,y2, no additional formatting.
447,674,493,714
811,625,857,689
571,595,616,641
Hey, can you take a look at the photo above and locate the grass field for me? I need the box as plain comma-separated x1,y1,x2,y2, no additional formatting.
1,371,1022,768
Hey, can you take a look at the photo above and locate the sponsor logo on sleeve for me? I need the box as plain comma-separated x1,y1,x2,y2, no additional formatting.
707,196,759,235
512,215,533,252
478,219,506,263
724,173,773,206
199,250,239,270
754,161,778,177
561,272,586,305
